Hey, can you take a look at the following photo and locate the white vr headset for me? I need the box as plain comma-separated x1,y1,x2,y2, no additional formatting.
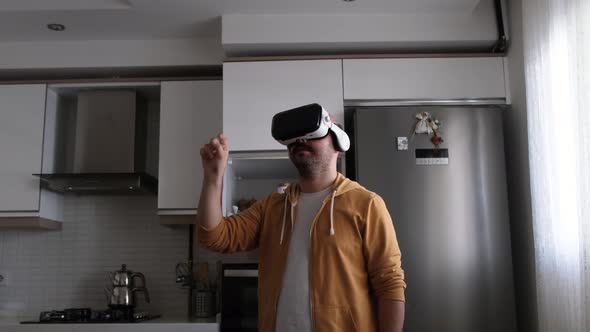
271,103,350,152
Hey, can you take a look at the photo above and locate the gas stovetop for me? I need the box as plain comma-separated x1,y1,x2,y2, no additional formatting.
20,307,161,324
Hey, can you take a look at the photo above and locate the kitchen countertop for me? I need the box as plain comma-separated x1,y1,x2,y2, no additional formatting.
0,315,219,332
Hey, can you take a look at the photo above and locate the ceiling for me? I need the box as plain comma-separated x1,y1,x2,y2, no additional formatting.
0,0,483,42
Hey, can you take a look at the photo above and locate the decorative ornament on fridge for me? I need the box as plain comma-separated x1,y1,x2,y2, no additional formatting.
412,112,444,148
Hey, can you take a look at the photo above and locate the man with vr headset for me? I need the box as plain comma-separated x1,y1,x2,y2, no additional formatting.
197,104,405,332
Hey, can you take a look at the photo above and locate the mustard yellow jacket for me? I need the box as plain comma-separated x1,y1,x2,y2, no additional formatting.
198,173,405,332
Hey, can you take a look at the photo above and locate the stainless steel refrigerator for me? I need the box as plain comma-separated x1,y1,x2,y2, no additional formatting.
349,106,517,332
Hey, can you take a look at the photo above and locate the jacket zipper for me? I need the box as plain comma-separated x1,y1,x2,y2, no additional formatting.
309,233,314,332
274,292,280,331
273,205,290,332
274,200,300,332
309,197,331,332
274,192,333,332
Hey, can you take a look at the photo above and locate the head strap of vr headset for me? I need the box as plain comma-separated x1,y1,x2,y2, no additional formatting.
319,108,350,152
328,120,350,152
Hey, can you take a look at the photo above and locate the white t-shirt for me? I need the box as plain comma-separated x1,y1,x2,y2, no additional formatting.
275,186,333,332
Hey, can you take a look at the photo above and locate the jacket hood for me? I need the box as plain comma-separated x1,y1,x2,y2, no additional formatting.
278,173,361,245
285,172,360,205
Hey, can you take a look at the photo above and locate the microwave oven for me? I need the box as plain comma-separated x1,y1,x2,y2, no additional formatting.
220,263,258,332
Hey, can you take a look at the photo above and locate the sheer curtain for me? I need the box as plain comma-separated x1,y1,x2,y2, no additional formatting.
522,0,589,331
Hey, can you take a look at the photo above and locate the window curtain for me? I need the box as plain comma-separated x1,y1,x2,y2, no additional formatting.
522,0,589,331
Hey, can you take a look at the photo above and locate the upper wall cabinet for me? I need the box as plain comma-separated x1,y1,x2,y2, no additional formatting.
158,80,222,214
0,84,46,212
223,60,344,151
343,57,506,101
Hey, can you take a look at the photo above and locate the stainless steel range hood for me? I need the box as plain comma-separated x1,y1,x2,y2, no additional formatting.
34,172,157,194
35,90,158,195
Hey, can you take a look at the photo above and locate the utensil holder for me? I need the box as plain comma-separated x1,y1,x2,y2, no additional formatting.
193,290,214,318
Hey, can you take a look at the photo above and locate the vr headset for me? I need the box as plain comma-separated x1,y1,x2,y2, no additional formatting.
271,103,350,152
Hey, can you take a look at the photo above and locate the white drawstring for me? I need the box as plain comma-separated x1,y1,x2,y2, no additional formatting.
281,187,337,243
329,189,337,236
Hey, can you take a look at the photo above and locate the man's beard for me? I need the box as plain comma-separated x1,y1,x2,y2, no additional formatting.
289,143,331,179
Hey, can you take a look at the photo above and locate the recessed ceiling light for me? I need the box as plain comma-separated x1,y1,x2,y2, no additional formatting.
47,23,66,31
342,0,356,2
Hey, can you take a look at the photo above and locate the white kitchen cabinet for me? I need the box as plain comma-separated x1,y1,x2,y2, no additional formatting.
0,84,46,212
223,60,344,151
0,85,62,228
343,57,507,101
158,80,222,217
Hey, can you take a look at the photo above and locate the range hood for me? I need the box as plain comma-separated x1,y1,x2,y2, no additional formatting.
35,172,157,194
35,90,158,195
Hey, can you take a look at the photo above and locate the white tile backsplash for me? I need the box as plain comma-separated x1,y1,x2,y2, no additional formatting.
0,195,189,320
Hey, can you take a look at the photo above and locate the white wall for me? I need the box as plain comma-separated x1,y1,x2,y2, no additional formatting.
0,38,223,70
504,0,538,331
223,3,498,56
